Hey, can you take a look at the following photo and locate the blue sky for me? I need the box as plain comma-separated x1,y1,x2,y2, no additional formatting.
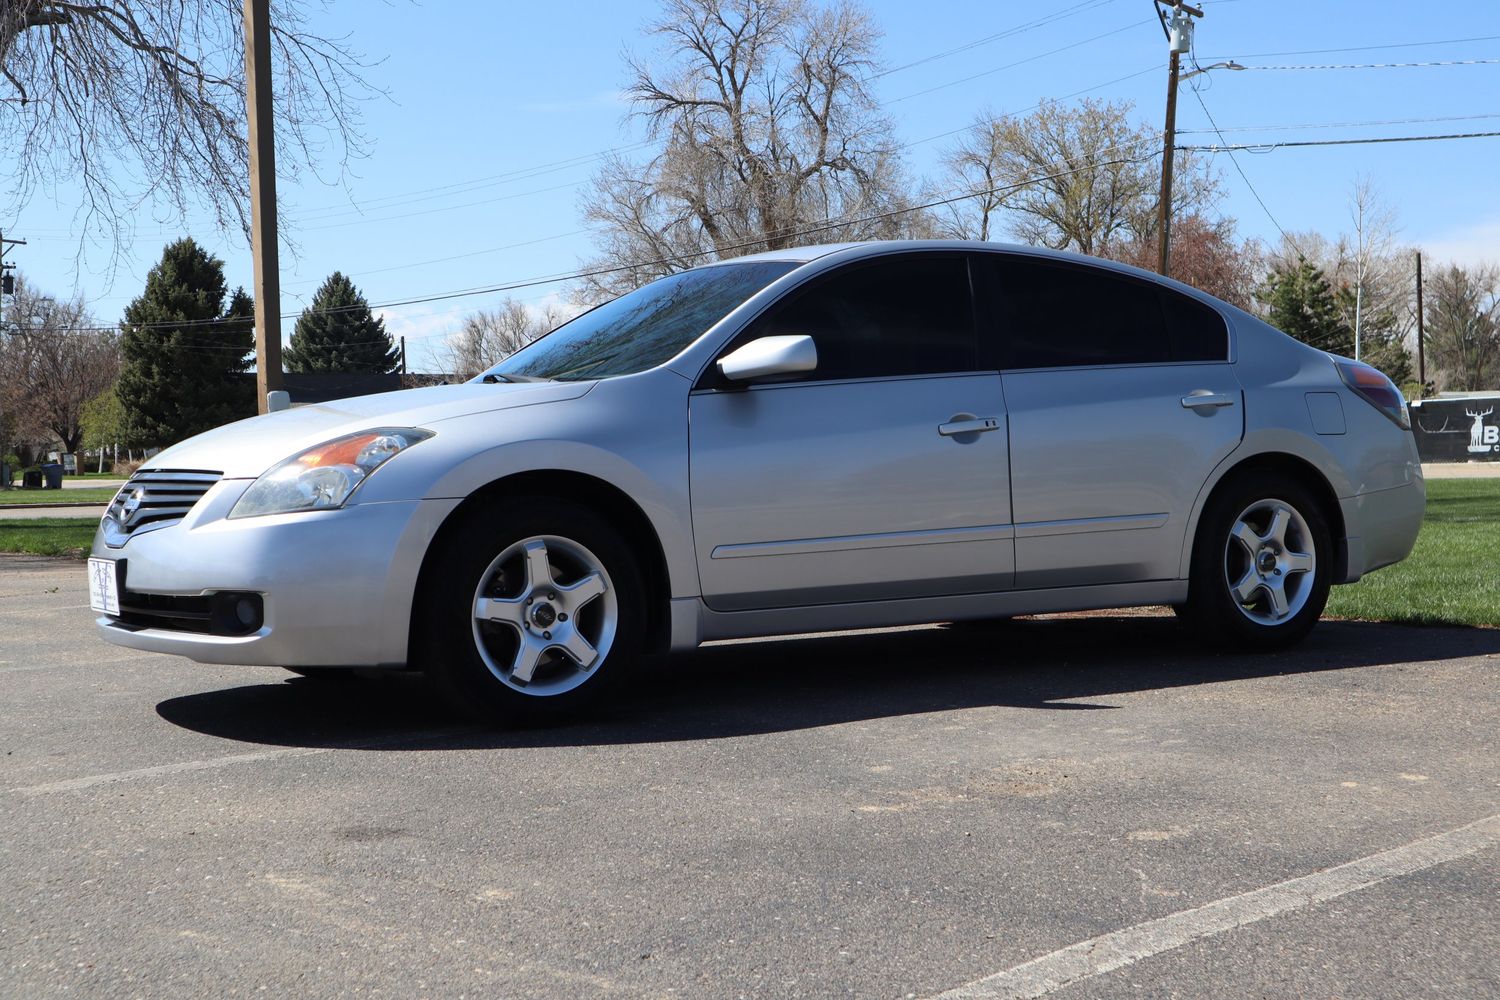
8,0,1499,369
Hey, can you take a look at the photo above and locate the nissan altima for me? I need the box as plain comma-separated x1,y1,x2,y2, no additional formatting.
90,241,1425,721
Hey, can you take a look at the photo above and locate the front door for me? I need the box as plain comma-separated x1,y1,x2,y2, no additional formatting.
688,254,1014,611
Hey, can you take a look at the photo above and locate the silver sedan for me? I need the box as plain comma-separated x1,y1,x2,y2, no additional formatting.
89,241,1425,722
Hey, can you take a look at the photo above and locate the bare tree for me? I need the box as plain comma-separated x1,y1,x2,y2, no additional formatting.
934,99,1221,256
580,0,927,301
1336,177,1410,358
0,275,119,455
1,1,377,266
1264,181,1416,377
1424,263,1500,392
441,299,567,381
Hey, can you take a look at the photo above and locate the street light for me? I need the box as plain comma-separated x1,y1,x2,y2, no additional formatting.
1182,60,1245,81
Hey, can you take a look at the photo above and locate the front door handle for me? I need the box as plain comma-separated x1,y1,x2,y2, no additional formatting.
938,416,1001,437
1181,391,1236,410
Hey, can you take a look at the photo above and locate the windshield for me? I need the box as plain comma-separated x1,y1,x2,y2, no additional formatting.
478,261,800,382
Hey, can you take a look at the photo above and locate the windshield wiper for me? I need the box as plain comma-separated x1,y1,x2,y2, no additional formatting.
481,372,552,384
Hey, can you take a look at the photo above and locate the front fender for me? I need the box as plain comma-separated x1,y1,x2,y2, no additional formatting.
349,370,699,600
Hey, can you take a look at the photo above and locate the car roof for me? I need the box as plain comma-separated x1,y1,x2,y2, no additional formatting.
703,239,1147,271
697,240,1232,310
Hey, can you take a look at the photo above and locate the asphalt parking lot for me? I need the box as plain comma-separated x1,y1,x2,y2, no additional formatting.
2,555,1496,999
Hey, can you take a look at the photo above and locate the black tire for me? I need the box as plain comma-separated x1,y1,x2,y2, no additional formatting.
1180,470,1333,650
414,495,647,725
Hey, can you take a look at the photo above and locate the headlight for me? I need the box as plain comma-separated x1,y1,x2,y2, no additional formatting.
229,428,433,518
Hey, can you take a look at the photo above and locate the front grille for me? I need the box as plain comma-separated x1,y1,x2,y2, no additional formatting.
104,469,222,538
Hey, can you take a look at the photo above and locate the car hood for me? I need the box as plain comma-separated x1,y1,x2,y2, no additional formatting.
145,381,594,479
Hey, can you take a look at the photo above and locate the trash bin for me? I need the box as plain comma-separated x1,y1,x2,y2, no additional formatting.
22,469,43,489
40,463,64,489
0,462,10,488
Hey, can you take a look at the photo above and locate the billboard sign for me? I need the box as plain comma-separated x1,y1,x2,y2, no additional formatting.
1409,396,1500,462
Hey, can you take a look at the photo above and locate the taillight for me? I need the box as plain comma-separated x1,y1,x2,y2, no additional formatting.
1334,357,1410,429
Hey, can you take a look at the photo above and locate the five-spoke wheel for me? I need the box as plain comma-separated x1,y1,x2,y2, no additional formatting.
417,496,646,723
472,535,617,695
1181,471,1331,648
1224,499,1317,625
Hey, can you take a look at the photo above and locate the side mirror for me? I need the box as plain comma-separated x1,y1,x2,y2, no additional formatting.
717,335,818,382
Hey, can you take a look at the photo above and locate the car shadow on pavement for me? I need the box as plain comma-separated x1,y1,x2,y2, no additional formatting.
156,615,1500,751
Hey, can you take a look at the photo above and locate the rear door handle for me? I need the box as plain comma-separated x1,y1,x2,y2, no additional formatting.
938,416,1001,437
1181,391,1235,410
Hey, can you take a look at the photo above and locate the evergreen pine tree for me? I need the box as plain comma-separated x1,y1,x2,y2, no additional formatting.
117,238,255,446
283,272,400,374
1261,256,1353,356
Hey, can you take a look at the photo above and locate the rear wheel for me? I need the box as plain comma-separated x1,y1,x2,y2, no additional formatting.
1181,472,1332,649
415,496,646,724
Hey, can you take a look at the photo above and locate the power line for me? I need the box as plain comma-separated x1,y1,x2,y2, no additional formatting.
873,0,1120,78
61,124,1500,339
1184,79,1292,248
48,138,1166,337
281,230,594,288
889,18,1155,103
1199,32,1500,60
285,65,1162,288
1177,129,1500,151
1175,111,1500,134
1243,58,1500,72
291,142,656,221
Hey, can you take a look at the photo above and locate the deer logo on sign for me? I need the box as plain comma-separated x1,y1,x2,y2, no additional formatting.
1468,407,1497,454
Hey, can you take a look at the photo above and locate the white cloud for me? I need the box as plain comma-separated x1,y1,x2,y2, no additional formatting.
1417,217,1500,271
376,304,469,373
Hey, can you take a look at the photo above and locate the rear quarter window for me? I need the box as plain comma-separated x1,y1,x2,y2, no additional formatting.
1160,289,1229,362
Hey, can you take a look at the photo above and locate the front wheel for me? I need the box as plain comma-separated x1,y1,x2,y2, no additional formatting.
1180,472,1332,649
415,497,647,724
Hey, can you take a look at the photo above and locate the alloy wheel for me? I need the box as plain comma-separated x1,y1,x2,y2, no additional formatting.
470,534,617,695
1222,498,1317,626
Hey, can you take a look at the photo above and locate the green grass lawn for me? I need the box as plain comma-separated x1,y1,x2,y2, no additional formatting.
0,487,120,506
0,518,97,558
1326,478,1499,628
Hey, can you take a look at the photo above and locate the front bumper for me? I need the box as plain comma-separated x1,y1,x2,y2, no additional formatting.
91,479,459,667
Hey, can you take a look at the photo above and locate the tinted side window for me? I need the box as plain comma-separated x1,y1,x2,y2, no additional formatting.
744,255,976,381
1160,288,1229,361
978,255,1170,369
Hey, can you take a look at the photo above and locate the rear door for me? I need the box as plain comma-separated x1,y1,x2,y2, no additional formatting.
973,252,1243,589
688,253,1014,611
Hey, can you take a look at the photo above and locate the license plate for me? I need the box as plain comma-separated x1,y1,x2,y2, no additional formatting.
87,558,120,615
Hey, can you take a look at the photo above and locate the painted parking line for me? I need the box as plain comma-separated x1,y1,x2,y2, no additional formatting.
931,813,1500,1000
8,728,478,796
11,748,331,795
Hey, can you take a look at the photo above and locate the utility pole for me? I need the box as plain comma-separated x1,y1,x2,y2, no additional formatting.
1415,251,1426,390
1156,0,1204,277
0,232,25,330
244,0,282,414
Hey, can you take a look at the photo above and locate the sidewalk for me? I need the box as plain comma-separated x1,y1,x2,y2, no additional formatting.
62,478,126,490
1423,462,1500,479
0,505,105,520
